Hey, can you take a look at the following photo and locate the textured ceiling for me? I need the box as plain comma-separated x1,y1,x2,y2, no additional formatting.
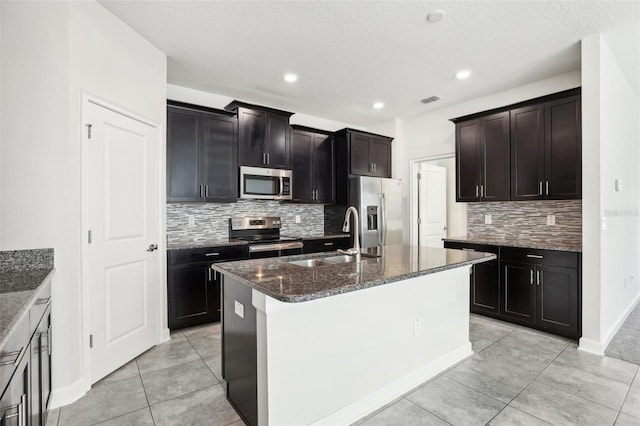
99,0,639,127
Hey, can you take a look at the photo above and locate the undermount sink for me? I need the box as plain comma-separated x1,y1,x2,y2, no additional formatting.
287,258,325,268
322,255,358,264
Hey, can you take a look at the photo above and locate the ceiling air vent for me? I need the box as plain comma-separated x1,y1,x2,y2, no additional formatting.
420,96,440,104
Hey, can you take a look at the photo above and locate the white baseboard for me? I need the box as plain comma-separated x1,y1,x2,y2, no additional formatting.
160,326,171,343
49,377,90,410
311,342,473,426
580,291,640,356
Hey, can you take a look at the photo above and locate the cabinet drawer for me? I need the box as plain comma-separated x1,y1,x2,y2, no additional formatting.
30,276,52,332
168,245,249,264
500,247,578,268
444,241,499,255
0,313,29,395
303,237,350,254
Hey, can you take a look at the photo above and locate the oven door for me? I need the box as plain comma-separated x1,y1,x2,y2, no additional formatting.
240,166,292,200
248,242,303,259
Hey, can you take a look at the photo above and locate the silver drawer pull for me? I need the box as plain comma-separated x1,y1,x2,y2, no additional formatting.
0,345,27,366
205,253,220,256
36,297,51,305
462,248,476,251
323,242,334,246
526,254,544,259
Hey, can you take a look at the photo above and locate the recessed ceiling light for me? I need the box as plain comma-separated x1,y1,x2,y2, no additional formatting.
456,70,472,80
373,102,385,110
284,73,298,83
426,10,446,23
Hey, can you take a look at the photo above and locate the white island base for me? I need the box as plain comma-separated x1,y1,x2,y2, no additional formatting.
252,265,472,425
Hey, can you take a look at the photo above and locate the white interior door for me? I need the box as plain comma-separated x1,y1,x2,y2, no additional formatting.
85,101,160,383
418,164,447,247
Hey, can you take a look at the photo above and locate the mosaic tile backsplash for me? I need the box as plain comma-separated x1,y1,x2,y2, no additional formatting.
166,200,325,246
466,200,582,244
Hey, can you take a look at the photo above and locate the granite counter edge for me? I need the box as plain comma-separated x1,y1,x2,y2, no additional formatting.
443,237,582,253
213,254,495,303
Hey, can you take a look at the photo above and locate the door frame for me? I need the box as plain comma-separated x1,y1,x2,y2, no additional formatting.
80,92,167,389
409,153,458,247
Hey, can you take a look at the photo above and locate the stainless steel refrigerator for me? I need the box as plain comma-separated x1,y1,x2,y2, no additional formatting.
349,176,403,248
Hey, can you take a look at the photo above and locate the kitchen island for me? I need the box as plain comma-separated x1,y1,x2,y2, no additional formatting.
212,244,495,426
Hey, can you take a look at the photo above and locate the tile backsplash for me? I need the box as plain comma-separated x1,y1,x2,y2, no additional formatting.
467,200,582,242
166,200,324,246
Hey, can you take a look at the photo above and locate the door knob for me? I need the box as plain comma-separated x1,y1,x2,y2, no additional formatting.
147,244,158,252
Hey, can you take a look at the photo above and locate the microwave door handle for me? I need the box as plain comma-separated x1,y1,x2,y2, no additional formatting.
279,176,284,196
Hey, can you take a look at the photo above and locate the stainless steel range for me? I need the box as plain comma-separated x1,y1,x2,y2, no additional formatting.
229,217,303,258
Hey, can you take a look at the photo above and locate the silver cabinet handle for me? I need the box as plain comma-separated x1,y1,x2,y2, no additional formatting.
539,181,543,195
3,394,26,426
536,270,540,286
208,267,212,281
373,163,377,172
323,242,334,246
546,181,549,195
480,185,484,197
199,184,204,198
267,152,270,164
205,185,209,197
526,254,543,259
530,270,534,284
205,252,220,256
462,248,475,251
476,185,479,197
147,244,158,252
48,324,52,356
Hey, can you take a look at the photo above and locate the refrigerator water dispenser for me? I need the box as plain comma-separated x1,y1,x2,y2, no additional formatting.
367,206,378,230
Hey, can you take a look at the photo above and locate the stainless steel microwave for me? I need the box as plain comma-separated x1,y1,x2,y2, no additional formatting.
239,166,292,200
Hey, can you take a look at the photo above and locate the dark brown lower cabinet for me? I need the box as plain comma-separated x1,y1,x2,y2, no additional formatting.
445,241,581,339
168,246,249,330
302,236,351,254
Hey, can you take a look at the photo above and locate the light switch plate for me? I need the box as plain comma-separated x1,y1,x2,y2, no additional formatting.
484,214,492,225
615,179,622,192
234,301,245,319
188,215,195,227
295,215,301,223
547,215,556,226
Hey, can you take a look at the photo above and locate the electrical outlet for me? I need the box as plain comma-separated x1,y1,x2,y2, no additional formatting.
188,215,195,227
484,214,492,225
547,215,556,226
615,179,622,192
295,215,301,223
414,318,422,336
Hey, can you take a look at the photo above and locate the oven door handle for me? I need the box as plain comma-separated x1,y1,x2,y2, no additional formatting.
249,242,303,253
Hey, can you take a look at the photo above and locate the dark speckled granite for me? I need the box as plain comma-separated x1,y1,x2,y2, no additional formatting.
212,244,495,303
0,249,55,353
443,235,581,252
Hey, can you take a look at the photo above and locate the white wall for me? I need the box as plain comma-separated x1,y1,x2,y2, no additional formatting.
1,0,166,407
395,71,582,243
580,32,640,354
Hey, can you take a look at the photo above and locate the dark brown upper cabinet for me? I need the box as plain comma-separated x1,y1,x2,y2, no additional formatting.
290,126,335,204
511,94,581,200
452,88,581,202
334,128,393,204
225,101,294,169
167,102,237,202
454,111,510,202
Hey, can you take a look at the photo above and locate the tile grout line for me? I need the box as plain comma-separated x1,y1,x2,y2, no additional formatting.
403,397,454,425
135,359,157,426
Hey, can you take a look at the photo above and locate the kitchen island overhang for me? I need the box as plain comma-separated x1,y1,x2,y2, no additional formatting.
213,245,495,426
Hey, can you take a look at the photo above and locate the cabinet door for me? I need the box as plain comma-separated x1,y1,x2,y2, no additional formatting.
455,119,481,201
202,113,237,202
510,104,545,200
502,262,536,324
471,259,500,316
350,133,372,175
312,134,335,203
537,265,579,338
545,96,581,199
167,107,201,201
370,138,391,177
264,112,289,168
0,345,28,426
238,108,266,167
168,262,218,329
481,112,510,201
290,130,313,202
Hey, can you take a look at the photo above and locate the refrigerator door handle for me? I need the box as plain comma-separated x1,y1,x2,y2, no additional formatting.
379,192,386,246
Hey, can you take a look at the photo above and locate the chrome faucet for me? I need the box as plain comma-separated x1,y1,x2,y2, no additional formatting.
338,206,361,262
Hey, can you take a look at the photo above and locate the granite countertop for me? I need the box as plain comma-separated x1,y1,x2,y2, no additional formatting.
167,233,349,250
444,235,582,252
212,244,495,303
0,249,55,352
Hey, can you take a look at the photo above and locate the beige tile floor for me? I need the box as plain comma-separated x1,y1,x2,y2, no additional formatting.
49,316,640,425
